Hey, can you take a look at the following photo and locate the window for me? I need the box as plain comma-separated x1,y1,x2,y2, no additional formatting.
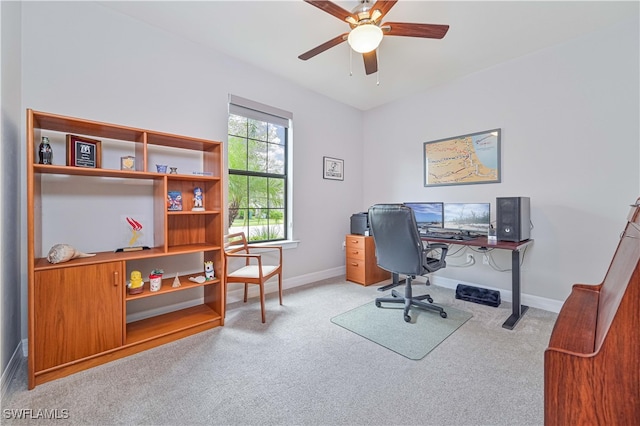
227,95,292,243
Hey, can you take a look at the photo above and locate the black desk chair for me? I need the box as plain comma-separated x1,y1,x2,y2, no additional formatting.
368,204,449,322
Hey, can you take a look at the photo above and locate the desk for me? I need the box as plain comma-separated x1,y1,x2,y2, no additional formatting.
385,236,534,330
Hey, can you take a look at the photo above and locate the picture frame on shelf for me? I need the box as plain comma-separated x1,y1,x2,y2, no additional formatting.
66,134,102,168
323,156,344,181
120,156,135,171
423,128,501,187
167,191,183,211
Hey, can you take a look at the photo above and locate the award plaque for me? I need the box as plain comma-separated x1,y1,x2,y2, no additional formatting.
66,134,102,168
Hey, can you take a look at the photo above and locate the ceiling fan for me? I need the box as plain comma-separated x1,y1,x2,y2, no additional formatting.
298,0,450,75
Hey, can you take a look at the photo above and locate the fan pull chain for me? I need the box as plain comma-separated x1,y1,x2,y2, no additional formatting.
349,48,353,76
376,49,380,86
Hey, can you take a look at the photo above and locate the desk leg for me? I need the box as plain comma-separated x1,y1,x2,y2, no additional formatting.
378,273,403,292
502,249,529,330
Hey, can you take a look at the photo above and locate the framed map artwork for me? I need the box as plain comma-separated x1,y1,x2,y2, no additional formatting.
423,129,501,187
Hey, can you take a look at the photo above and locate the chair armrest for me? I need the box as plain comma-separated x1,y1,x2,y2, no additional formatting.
225,252,262,259
422,244,448,272
425,242,448,250
245,245,283,262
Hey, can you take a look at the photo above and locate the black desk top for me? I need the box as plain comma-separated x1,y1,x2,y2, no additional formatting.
422,235,533,251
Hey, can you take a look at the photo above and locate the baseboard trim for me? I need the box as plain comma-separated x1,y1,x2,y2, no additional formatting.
1,341,24,401
226,266,345,304
430,276,563,313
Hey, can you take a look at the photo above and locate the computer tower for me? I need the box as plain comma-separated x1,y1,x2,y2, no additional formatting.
496,197,530,242
350,212,369,236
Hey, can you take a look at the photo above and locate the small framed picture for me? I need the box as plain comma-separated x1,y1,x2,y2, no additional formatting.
66,134,102,168
120,156,135,171
323,156,344,181
167,191,183,211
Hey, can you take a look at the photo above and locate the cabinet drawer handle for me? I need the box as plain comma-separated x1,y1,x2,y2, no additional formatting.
114,271,119,287
351,240,359,243
350,262,358,266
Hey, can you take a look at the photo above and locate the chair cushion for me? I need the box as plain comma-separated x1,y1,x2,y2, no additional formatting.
228,265,279,279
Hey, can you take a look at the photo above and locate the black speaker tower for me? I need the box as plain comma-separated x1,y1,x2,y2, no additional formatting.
496,197,530,242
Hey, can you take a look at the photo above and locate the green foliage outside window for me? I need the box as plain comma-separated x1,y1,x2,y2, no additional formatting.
228,114,287,242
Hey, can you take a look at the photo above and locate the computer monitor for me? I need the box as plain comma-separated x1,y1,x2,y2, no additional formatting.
404,202,444,228
443,203,491,234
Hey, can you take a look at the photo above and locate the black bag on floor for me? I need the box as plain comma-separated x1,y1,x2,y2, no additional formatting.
455,284,501,307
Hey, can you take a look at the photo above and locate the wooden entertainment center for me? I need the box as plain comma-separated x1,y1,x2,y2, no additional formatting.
26,109,225,389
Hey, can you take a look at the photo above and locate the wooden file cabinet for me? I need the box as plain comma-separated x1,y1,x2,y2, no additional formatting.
345,234,390,286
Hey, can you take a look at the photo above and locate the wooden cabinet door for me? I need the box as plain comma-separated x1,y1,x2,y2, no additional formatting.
34,262,124,371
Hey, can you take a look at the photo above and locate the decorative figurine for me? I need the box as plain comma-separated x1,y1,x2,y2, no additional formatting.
39,136,53,165
46,243,96,264
149,269,164,292
192,187,204,211
172,273,181,288
128,270,144,295
126,216,143,246
204,261,215,280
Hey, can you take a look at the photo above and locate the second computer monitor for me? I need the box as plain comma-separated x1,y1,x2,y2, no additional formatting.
404,202,444,228
443,203,491,234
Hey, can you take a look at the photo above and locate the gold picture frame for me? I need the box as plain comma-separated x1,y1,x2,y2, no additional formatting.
120,156,136,171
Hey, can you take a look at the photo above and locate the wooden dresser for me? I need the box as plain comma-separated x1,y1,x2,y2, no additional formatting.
544,198,640,424
345,234,390,286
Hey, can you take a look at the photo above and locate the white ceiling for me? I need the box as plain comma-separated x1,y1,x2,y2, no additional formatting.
99,1,638,111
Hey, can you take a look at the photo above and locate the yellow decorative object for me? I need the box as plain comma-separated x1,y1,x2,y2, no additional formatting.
130,270,143,288
128,270,144,294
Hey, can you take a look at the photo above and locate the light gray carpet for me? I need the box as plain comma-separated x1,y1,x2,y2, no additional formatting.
2,276,557,425
331,298,472,360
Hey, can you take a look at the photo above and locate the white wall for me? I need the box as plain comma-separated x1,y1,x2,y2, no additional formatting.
1,0,24,395
20,2,364,337
17,2,639,342
362,17,640,302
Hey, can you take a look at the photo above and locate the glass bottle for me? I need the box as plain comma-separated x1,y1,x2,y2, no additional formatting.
38,137,53,165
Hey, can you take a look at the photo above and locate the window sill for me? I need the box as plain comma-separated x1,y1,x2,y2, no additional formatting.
247,240,300,251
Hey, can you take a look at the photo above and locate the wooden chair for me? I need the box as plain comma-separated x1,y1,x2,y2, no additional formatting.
223,232,283,323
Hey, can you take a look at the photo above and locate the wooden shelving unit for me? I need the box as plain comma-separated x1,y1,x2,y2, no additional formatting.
26,109,225,389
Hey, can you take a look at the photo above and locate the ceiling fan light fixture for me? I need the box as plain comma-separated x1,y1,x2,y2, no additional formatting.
347,24,383,53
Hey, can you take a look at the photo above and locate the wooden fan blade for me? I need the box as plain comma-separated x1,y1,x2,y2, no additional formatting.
363,50,378,75
304,0,355,23
382,22,449,39
370,0,398,22
298,33,348,60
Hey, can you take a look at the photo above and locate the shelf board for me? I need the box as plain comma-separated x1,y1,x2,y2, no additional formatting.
32,110,144,141
166,243,220,254
126,304,221,345
167,209,221,215
147,131,220,151
167,174,221,181
33,164,220,181
126,275,220,301
33,164,155,179
34,244,220,271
